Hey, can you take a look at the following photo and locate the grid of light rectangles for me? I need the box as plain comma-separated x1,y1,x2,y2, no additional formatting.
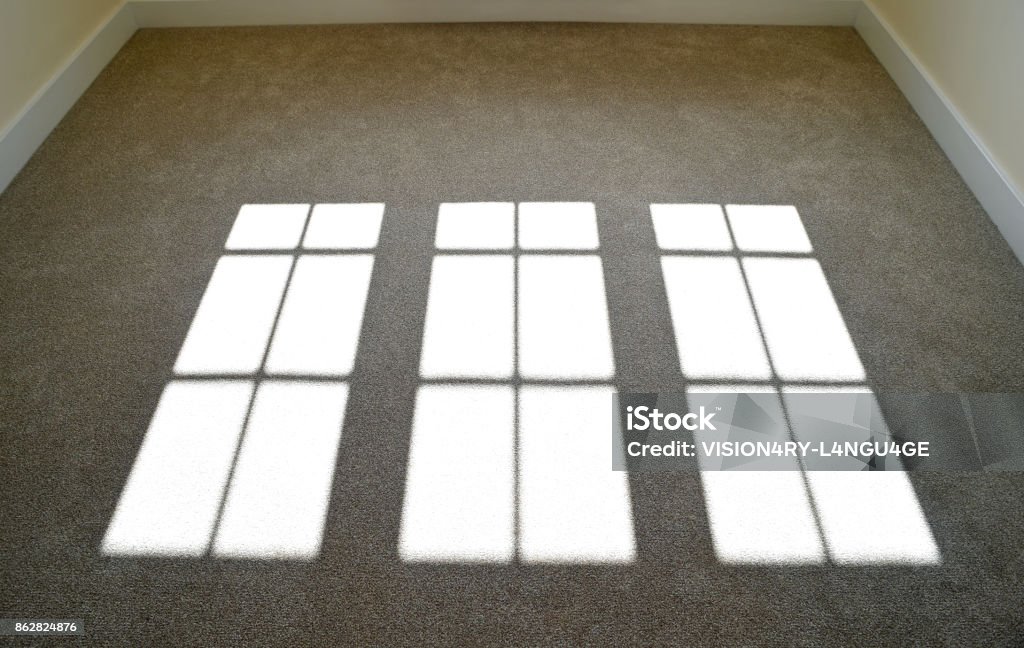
653,203,940,565
102,203,383,559
398,202,637,563
102,200,941,567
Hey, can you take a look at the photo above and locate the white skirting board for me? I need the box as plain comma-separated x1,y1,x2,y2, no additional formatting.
128,0,861,27
0,3,138,195
855,3,1024,264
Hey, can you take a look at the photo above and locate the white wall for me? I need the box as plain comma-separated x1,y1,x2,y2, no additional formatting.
858,0,1024,261
866,0,1024,207
0,0,136,193
0,0,124,133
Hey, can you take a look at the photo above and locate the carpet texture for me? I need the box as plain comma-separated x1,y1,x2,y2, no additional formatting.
1,24,1023,646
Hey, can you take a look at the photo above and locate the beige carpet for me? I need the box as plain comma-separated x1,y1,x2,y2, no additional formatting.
1,24,1023,646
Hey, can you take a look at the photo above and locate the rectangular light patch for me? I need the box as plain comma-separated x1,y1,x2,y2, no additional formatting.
661,256,771,381
174,255,293,375
101,380,253,557
699,471,826,564
651,204,733,251
265,255,374,377
743,258,865,382
518,386,636,563
213,381,349,560
303,203,384,250
435,202,514,250
399,385,515,562
225,204,309,251
420,255,514,379
689,386,824,564
518,255,614,380
517,202,599,250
